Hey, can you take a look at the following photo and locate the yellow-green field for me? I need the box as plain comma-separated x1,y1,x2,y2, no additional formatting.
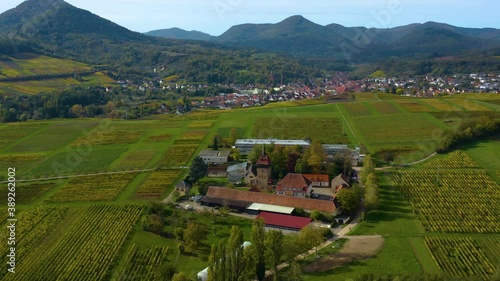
0,93,498,281
0,53,115,95
0,53,91,78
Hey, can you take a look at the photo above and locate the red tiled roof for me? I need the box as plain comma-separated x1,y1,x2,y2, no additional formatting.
276,173,312,191
256,153,271,166
257,212,311,230
302,174,329,183
206,187,336,213
248,186,262,193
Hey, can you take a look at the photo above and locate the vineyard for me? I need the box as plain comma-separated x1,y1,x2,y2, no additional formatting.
425,237,499,279
116,150,156,170
47,173,138,202
145,134,172,143
158,144,199,167
174,131,208,144
343,103,372,116
136,170,183,199
72,130,143,146
390,169,500,233
114,244,170,280
372,101,401,115
396,101,432,112
2,182,55,204
424,150,480,169
3,205,143,281
0,207,69,279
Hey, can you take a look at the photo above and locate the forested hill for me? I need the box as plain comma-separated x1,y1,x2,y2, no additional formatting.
150,15,500,62
0,0,328,84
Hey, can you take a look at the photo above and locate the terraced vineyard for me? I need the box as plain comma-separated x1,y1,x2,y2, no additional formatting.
2,205,143,281
390,170,500,233
425,237,499,279
114,244,170,280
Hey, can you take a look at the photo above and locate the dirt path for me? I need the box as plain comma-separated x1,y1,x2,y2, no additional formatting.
303,235,384,273
2,167,188,184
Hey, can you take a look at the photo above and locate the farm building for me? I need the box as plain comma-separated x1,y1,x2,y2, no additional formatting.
303,174,330,187
227,162,247,184
235,139,310,154
201,187,337,214
275,173,313,198
199,150,231,165
331,174,350,193
256,212,312,231
246,203,295,215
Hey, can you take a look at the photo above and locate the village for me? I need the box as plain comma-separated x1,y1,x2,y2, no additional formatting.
116,72,500,112
175,138,363,235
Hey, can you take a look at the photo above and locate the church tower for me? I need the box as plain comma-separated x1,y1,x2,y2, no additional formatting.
256,147,271,189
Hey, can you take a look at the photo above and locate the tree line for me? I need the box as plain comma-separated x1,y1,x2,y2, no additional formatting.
437,116,499,153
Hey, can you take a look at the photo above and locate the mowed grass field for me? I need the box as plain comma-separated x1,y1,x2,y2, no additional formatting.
0,93,497,280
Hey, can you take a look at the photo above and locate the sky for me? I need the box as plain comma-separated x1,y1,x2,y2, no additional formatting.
1,0,499,36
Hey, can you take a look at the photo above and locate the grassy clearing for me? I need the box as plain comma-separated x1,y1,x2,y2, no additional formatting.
0,122,48,151
253,117,349,144
7,120,99,153
28,147,128,177
188,120,214,129
303,237,422,280
354,92,379,101
350,113,441,148
217,127,246,138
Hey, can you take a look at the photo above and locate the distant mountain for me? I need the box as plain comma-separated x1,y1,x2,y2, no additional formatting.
148,16,500,61
0,0,146,41
145,28,214,41
0,0,322,85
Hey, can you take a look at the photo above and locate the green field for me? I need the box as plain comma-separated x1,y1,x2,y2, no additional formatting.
0,93,498,280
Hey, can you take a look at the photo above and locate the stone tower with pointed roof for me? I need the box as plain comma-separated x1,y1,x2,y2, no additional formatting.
256,150,271,189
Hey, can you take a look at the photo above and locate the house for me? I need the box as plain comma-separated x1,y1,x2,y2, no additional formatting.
256,212,312,231
175,181,191,193
302,174,330,188
199,150,231,165
201,187,337,214
245,163,258,186
331,174,350,193
275,173,313,198
227,162,247,184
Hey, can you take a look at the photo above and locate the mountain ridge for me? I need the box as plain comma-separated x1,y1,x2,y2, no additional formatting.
147,16,500,61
